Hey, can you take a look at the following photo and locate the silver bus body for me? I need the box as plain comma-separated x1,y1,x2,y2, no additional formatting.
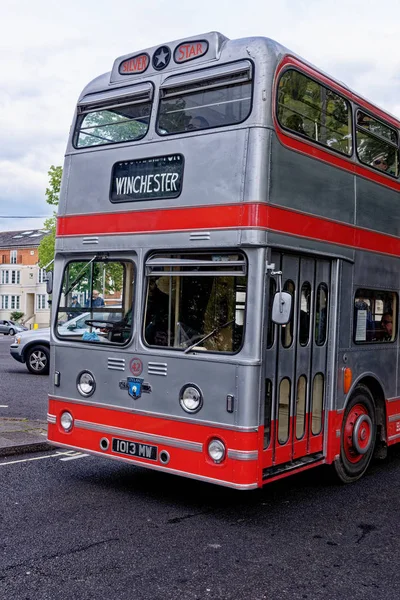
48,32,400,488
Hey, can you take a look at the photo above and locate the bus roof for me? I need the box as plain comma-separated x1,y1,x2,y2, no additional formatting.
77,32,399,131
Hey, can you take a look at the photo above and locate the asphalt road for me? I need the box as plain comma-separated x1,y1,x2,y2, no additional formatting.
0,334,49,420
1,334,400,599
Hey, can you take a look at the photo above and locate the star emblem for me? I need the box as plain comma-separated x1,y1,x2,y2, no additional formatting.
152,46,171,70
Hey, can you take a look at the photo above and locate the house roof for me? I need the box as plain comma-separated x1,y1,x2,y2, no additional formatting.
0,229,50,249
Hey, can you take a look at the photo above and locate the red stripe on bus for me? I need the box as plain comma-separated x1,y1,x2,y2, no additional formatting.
56,203,400,257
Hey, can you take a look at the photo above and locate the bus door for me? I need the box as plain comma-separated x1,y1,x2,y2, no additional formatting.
263,252,331,469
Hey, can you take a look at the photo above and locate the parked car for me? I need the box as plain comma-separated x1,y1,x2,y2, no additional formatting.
0,319,28,336
10,309,125,374
10,328,51,375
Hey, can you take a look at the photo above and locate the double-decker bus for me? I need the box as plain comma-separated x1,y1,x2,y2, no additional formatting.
47,32,400,489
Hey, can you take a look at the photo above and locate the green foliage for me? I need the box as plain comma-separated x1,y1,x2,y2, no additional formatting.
38,166,62,269
38,215,56,269
63,261,124,300
10,311,24,323
45,165,62,206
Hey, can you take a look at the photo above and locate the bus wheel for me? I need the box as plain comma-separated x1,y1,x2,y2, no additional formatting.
334,385,376,483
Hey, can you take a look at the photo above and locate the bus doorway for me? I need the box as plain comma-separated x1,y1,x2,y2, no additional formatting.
263,252,332,472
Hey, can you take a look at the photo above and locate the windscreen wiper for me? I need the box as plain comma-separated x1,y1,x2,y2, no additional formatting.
64,256,97,296
183,319,235,354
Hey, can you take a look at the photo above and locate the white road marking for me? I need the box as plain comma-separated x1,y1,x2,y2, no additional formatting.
59,453,90,461
0,405,9,408
0,451,70,466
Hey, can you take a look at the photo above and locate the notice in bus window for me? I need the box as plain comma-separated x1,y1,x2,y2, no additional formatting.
355,309,367,342
110,154,184,202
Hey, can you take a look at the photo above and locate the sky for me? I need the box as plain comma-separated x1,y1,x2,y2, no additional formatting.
1,0,400,232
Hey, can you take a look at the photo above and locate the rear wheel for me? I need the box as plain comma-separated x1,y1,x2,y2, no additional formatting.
9,328,15,336
26,345,50,375
334,385,376,483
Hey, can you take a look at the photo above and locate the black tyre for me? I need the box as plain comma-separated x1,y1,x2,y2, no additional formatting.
8,328,15,336
26,345,50,375
333,385,376,483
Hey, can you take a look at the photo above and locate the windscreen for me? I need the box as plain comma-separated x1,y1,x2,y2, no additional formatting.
157,70,252,134
74,99,151,147
56,259,134,345
143,253,247,352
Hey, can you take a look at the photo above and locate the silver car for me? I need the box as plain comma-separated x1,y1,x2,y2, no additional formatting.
10,310,123,374
0,319,28,336
10,328,51,375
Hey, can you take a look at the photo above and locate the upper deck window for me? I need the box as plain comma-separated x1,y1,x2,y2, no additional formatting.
356,111,399,177
277,69,352,156
157,62,253,135
74,88,152,148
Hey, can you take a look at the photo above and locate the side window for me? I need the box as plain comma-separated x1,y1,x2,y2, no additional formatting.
299,282,311,346
356,110,399,177
315,283,328,346
277,69,352,155
281,280,295,348
354,288,397,343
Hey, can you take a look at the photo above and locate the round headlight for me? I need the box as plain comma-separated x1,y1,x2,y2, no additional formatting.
208,438,226,463
179,384,203,413
77,371,96,397
60,411,74,432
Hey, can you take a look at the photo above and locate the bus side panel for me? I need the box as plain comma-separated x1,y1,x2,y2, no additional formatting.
269,134,355,225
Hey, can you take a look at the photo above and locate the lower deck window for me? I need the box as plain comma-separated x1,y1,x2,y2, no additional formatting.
354,288,397,343
144,252,247,353
56,259,134,345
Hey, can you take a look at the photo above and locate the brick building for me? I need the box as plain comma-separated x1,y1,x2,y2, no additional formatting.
0,229,51,328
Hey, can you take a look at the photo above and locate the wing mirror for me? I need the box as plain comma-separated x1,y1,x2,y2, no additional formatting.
46,271,53,295
272,291,292,324
268,265,292,325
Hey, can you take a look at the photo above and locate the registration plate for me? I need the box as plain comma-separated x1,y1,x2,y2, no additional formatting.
112,437,158,461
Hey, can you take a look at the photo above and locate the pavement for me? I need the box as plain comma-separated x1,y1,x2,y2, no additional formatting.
0,418,52,457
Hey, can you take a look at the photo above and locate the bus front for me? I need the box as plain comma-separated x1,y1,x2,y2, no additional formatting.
47,32,278,490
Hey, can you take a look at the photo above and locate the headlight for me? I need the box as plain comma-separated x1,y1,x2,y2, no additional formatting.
179,384,203,413
15,335,21,345
208,438,226,463
60,411,74,432
77,371,96,397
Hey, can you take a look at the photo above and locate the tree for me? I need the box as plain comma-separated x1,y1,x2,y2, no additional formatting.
38,165,123,293
10,311,24,323
38,165,62,269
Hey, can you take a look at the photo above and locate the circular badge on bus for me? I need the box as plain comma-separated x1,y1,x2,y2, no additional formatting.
130,358,143,377
152,46,171,70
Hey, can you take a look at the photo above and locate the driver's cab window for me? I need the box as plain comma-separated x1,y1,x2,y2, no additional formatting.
143,252,247,353
56,259,134,344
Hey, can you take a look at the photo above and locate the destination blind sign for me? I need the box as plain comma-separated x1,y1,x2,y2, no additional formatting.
110,154,184,203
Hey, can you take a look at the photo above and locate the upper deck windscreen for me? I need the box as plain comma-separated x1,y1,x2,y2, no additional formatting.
157,64,253,135
74,93,152,148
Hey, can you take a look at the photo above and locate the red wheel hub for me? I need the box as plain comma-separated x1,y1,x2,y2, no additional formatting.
343,403,372,463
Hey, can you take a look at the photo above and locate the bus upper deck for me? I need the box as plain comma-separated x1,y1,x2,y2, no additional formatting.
57,31,400,258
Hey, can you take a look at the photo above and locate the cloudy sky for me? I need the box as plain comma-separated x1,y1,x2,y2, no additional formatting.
1,0,400,232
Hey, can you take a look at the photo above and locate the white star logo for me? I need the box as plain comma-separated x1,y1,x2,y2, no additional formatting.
155,48,169,67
